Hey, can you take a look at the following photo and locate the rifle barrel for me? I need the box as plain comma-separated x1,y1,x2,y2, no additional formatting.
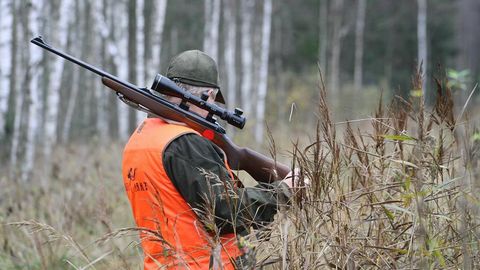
31,36,138,91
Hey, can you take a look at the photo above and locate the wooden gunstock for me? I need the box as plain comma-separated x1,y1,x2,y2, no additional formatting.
213,134,290,182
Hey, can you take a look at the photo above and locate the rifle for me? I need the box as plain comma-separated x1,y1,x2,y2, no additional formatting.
31,36,290,182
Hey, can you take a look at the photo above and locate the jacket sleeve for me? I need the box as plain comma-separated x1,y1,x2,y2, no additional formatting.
163,133,291,234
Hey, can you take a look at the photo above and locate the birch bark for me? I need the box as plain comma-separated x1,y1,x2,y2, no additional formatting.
254,0,272,143
223,0,236,110
22,0,43,182
328,0,345,95
44,0,71,167
0,0,12,139
61,0,85,142
240,0,254,114
318,0,328,73
93,0,109,140
144,0,167,81
135,0,147,123
116,0,130,140
203,0,220,61
143,0,153,83
8,0,20,177
353,0,366,92
203,0,212,51
417,0,427,95
127,0,138,131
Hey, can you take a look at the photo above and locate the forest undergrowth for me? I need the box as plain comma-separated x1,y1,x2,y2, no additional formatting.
1,68,479,269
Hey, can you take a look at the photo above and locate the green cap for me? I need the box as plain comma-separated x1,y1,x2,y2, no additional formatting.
166,50,225,104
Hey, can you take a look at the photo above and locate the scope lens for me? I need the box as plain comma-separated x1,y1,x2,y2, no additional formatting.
151,74,162,91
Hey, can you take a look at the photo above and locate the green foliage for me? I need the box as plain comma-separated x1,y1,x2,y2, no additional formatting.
473,132,480,142
447,68,471,91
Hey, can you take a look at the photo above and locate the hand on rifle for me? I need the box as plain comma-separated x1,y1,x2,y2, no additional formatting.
281,168,310,189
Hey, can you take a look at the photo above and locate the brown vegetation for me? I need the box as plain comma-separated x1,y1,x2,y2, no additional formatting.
1,69,479,269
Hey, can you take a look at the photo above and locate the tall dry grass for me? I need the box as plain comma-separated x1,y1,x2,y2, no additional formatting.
0,142,142,269
253,68,480,269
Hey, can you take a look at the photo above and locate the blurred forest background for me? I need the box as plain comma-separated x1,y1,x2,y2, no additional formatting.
0,0,479,179
1,0,480,269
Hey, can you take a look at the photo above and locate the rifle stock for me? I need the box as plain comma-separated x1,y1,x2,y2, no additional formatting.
102,78,290,181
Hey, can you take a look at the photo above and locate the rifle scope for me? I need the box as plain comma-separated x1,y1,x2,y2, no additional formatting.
151,74,246,129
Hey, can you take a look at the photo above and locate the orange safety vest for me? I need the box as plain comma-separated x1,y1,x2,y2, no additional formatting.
122,118,242,270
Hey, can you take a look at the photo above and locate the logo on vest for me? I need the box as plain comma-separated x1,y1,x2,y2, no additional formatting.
128,168,136,181
126,168,148,192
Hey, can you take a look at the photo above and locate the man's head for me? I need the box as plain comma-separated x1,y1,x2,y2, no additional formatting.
166,50,225,104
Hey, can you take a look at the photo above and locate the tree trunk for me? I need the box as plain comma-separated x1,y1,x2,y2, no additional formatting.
318,0,328,74
61,0,87,142
158,0,168,72
8,0,21,177
417,0,427,96
272,5,287,125
0,0,12,140
144,0,167,81
78,1,94,138
135,0,147,123
116,0,130,140
353,0,366,92
143,0,153,81
203,0,220,61
456,0,480,91
203,0,212,51
254,0,272,144
91,0,109,141
104,0,117,138
128,0,138,131
240,0,254,114
43,0,71,172
22,0,42,182
223,0,236,107
328,0,344,95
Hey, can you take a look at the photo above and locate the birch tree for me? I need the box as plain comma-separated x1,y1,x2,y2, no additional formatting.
22,0,43,182
223,0,236,111
116,0,130,141
417,0,427,95
456,0,480,91
127,0,139,130
92,0,109,140
204,0,212,51
8,0,21,176
43,0,71,169
328,0,345,95
318,0,328,73
61,0,85,142
0,0,12,139
144,0,167,89
240,0,254,114
203,0,221,61
254,0,272,143
143,0,153,86
135,0,147,123
353,0,366,92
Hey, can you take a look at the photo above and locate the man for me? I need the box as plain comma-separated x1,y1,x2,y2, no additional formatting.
122,50,296,269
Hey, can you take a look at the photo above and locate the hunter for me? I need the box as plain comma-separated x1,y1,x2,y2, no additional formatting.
122,50,297,269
